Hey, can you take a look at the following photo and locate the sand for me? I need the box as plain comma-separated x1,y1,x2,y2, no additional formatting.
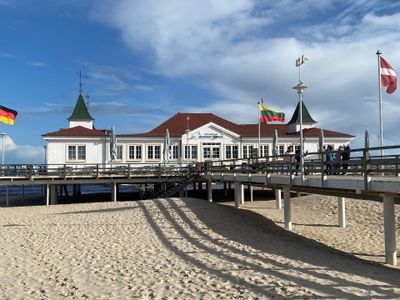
0,197,399,299
230,194,400,266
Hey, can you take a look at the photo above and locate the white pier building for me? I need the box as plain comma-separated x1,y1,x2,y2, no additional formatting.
43,94,354,166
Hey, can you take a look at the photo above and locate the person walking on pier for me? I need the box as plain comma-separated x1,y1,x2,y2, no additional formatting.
334,145,344,174
342,145,351,174
284,146,295,175
326,145,334,175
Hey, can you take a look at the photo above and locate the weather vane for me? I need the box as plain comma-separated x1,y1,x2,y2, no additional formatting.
77,70,89,94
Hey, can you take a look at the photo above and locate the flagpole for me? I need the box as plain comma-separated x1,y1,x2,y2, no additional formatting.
258,101,261,157
376,50,384,157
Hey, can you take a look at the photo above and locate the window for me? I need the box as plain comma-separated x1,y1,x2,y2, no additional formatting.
278,145,284,156
242,145,254,159
128,145,142,160
260,145,269,157
225,145,238,159
116,145,123,160
171,145,179,159
67,145,86,161
184,145,198,160
68,146,76,161
147,145,161,160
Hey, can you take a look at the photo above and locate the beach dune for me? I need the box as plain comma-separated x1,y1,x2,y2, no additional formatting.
0,197,399,299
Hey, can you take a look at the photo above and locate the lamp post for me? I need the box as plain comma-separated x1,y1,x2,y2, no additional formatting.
294,55,309,182
44,145,47,165
293,81,307,182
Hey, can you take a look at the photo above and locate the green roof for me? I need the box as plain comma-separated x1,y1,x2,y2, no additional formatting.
68,94,94,121
287,101,316,125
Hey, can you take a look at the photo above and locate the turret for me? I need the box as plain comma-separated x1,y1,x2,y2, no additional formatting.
287,101,316,133
68,93,94,129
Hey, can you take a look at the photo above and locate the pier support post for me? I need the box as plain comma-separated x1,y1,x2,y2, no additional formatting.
249,185,254,202
234,182,242,209
239,184,245,205
275,189,282,209
111,183,117,202
224,182,228,198
5,186,9,207
207,179,212,203
50,184,58,205
283,186,292,230
383,193,397,265
46,184,50,206
338,197,346,228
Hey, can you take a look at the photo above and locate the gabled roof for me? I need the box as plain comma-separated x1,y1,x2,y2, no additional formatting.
42,126,106,137
119,112,353,138
68,94,94,121
288,101,316,125
120,113,241,137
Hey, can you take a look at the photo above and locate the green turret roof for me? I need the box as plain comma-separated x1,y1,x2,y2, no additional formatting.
287,101,316,125
68,94,94,121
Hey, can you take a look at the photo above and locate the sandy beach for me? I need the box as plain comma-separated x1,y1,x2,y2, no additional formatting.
0,197,399,299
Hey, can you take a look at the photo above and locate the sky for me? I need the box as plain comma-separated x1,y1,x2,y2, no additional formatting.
0,0,399,163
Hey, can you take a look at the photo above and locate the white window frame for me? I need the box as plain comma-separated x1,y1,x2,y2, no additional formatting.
171,144,179,160
278,145,284,156
147,144,161,161
260,144,269,157
242,144,254,159
127,144,143,161
184,145,198,160
66,144,86,162
115,144,123,161
225,145,238,160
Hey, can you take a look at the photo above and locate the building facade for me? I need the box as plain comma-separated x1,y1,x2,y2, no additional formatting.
43,94,354,167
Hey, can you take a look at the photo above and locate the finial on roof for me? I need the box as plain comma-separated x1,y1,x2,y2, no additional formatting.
77,70,89,94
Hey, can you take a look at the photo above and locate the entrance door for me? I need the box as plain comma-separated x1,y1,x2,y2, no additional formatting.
202,143,221,161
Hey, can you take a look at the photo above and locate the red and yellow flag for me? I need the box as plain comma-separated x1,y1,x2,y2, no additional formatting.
0,105,18,125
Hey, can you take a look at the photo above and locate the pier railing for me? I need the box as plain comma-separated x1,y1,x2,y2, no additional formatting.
0,145,399,180
204,145,400,178
0,163,192,180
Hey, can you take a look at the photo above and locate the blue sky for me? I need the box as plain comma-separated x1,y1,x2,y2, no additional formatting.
0,0,399,163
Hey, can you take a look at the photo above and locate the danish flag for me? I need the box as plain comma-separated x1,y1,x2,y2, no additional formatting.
380,56,397,94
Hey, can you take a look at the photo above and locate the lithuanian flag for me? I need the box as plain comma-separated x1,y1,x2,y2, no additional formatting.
259,104,285,123
0,105,18,125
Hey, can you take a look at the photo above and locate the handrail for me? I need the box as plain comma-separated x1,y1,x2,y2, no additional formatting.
0,144,400,180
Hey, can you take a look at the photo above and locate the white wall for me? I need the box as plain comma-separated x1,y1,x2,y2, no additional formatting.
69,120,94,129
46,138,105,167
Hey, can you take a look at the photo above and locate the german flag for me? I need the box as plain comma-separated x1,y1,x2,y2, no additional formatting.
0,105,18,125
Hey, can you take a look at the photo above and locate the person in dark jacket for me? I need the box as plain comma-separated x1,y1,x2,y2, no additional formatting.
342,145,351,174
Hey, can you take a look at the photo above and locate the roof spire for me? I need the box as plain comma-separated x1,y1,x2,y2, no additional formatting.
287,100,316,125
68,93,94,121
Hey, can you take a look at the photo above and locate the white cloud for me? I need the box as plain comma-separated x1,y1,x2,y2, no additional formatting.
91,0,400,147
1,136,44,164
